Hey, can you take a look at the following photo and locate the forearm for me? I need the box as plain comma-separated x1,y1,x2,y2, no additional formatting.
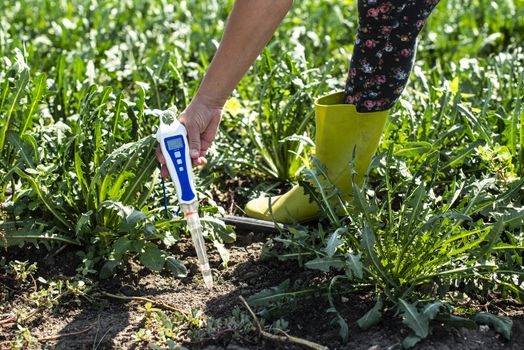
194,0,293,108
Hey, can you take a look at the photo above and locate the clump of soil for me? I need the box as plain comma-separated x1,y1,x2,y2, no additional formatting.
1,232,523,350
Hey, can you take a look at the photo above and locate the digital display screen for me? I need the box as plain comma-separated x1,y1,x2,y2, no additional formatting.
166,138,184,150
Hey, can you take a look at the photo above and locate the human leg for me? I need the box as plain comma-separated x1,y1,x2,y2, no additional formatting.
244,0,442,223
344,0,441,112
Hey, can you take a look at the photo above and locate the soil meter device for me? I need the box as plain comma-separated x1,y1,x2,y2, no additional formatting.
157,118,197,204
157,109,213,289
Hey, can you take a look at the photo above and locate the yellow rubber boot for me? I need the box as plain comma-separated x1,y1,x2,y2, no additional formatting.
244,91,388,224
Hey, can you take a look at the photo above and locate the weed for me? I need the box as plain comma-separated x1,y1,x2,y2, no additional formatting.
0,261,91,349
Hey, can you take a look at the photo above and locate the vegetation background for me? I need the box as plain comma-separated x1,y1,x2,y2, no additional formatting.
1,0,523,349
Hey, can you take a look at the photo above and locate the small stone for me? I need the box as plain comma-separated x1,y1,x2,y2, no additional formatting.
479,325,490,333
367,346,381,350
341,296,350,303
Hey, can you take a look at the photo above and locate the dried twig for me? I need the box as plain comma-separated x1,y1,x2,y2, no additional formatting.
0,316,16,326
99,292,190,319
0,326,93,347
21,306,45,322
0,305,46,328
44,244,67,262
38,325,93,342
29,274,37,293
239,296,328,350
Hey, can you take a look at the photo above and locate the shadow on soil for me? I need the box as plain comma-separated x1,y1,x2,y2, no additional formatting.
4,232,524,350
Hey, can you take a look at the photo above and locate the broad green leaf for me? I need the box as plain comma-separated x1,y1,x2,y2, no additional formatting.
398,299,429,338
502,209,524,229
113,236,132,259
472,313,512,340
436,314,478,330
201,216,236,243
325,227,346,257
161,231,178,247
247,279,291,306
422,301,446,321
0,226,79,248
327,307,349,343
165,256,187,278
357,297,383,330
142,223,156,236
140,243,165,272
122,208,147,230
6,131,35,168
402,335,422,349
119,136,157,205
346,253,363,279
107,171,135,200
131,240,145,253
167,340,182,350
337,316,349,343
305,257,345,272
75,211,93,235
100,260,119,279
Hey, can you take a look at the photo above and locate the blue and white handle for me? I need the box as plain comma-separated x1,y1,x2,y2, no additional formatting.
156,111,197,205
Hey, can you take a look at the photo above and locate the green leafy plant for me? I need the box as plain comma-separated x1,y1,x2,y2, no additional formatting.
134,302,198,350
233,49,332,181
4,79,187,277
258,147,523,346
0,50,45,202
1,0,524,348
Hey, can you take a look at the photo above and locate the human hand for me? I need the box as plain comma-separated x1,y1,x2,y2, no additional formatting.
156,97,222,177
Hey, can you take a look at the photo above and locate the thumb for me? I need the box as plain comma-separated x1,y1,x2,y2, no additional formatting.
186,124,201,159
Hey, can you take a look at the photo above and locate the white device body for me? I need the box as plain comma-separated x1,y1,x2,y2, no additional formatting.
156,111,213,288
156,113,198,205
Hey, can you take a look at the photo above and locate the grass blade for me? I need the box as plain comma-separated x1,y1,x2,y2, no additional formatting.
0,69,29,148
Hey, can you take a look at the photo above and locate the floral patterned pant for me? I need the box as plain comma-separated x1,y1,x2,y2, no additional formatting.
344,0,441,112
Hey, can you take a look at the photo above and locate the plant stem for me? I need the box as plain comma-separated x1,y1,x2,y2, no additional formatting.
239,296,328,350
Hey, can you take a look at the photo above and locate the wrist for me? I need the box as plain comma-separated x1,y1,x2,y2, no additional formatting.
193,90,226,111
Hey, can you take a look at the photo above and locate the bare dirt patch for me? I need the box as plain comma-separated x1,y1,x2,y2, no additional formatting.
1,232,523,350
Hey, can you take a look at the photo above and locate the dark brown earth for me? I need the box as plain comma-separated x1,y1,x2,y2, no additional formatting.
1,230,523,350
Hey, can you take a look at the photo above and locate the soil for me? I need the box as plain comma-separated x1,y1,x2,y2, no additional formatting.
1,230,523,350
